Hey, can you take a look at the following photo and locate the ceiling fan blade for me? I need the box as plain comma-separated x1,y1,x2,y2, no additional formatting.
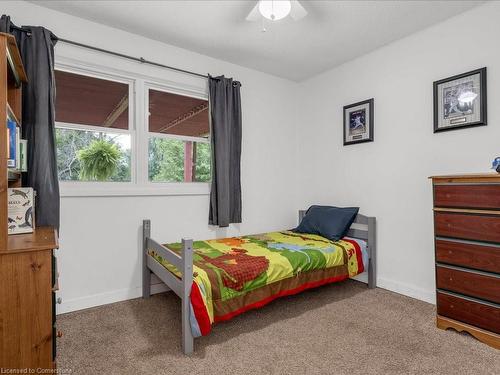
290,0,307,20
246,3,261,21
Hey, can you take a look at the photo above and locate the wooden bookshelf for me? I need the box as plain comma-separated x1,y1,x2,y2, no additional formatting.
0,33,60,371
1,33,27,250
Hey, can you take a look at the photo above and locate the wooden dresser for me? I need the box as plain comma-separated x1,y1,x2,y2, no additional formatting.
0,228,59,370
430,173,500,349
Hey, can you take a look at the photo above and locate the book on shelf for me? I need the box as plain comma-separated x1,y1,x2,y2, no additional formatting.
15,124,20,170
6,116,27,172
7,118,17,168
7,187,35,235
19,139,27,172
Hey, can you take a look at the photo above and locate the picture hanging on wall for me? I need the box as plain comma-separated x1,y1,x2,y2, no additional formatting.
343,98,374,145
433,67,487,133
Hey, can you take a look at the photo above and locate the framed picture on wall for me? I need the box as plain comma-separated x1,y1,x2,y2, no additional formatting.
343,98,374,145
433,67,487,133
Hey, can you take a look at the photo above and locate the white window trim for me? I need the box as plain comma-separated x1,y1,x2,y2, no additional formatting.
60,182,210,198
55,56,211,198
56,122,132,135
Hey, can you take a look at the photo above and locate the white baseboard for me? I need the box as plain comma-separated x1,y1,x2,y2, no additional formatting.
57,276,435,315
350,271,368,284
56,283,169,315
376,276,435,304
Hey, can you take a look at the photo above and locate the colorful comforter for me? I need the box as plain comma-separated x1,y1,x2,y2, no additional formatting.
150,231,365,337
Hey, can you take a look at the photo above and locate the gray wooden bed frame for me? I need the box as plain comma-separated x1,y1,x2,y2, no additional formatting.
142,211,376,355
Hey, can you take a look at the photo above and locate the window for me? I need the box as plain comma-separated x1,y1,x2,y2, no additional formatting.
147,88,211,183
54,62,211,196
55,70,132,182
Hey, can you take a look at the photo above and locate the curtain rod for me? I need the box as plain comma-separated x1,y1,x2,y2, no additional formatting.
8,23,238,83
8,23,208,78
58,38,208,79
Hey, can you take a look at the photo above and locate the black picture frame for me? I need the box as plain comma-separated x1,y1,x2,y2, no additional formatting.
433,67,487,133
343,98,374,146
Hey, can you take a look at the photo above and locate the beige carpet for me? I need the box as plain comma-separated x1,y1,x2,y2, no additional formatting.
57,280,499,375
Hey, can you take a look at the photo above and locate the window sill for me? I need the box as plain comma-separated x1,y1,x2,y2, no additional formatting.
59,182,211,197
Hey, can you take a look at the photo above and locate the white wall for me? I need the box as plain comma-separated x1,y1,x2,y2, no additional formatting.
297,2,500,303
2,1,300,313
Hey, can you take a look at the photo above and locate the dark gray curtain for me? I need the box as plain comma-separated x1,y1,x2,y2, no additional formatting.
208,75,242,227
1,15,60,230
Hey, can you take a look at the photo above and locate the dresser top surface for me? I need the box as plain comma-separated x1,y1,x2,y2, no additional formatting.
430,172,500,183
2,227,59,254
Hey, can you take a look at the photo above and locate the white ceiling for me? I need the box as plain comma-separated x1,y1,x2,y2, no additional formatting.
33,0,485,81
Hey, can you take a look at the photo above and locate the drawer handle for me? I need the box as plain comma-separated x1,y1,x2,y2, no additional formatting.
56,330,63,338
56,297,62,304
448,250,453,255
449,277,453,282
450,304,454,309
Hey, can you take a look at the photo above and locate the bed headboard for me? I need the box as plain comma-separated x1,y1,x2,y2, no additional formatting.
298,210,376,288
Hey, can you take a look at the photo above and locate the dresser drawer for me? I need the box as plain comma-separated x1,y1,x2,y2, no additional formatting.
437,292,500,334
434,212,500,243
434,184,500,210
436,265,500,304
435,239,500,274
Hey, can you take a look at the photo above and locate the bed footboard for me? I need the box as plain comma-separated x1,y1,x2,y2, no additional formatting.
142,219,194,354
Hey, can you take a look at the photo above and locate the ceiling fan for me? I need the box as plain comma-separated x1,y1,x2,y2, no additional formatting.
246,0,307,23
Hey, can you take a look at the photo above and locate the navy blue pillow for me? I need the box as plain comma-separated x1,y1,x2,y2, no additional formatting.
293,205,359,241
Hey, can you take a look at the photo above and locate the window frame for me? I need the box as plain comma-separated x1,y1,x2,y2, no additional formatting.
55,57,211,197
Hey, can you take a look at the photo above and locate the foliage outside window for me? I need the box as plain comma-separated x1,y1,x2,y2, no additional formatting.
148,138,210,183
56,128,131,182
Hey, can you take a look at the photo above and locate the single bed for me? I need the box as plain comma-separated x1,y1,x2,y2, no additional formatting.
142,211,376,354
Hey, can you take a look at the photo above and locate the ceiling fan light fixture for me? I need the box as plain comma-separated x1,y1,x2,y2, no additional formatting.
259,0,291,21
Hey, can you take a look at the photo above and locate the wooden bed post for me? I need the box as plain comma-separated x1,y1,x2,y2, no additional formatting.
142,220,151,299
181,239,194,355
367,217,377,289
